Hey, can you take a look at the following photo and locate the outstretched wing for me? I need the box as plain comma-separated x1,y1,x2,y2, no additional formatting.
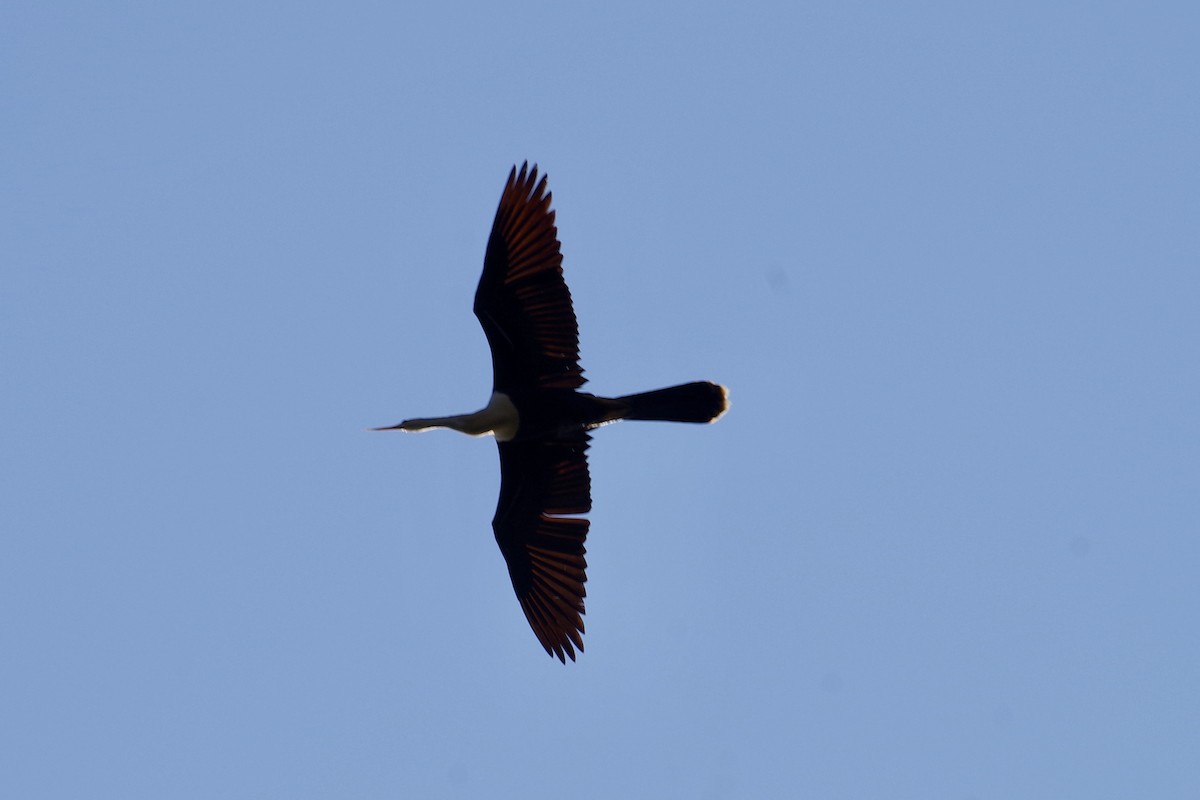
474,163,585,393
492,433,591,662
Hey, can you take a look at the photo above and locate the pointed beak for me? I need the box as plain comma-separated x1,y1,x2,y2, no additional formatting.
369,424,405,431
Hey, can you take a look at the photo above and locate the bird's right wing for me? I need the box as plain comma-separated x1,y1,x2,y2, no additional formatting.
492,433,591,662
474,163,585,393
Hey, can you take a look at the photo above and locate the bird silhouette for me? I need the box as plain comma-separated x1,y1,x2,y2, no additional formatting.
375,163,728,661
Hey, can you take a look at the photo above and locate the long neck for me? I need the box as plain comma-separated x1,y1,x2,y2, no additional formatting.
400,411,493,436
399,392,518,439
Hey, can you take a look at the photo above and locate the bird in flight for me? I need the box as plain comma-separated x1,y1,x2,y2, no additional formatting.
375,163,728,662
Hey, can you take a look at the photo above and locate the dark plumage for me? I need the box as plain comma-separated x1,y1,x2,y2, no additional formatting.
376,163,728,662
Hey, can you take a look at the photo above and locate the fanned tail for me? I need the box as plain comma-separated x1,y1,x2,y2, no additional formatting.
615,381,729,423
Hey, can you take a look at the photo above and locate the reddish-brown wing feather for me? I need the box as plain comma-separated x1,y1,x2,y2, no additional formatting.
492,433,591,662
474,163,585,392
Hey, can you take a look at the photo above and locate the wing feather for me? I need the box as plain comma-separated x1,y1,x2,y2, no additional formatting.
474,163,585,392
492,433,591,662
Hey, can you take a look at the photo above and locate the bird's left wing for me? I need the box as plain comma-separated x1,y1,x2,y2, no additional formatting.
474,163,585,393
492,433,591,662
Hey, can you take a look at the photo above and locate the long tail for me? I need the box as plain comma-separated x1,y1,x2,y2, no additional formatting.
614,381,729,423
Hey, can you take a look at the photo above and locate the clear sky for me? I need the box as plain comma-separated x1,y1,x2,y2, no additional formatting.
3,2,1197,798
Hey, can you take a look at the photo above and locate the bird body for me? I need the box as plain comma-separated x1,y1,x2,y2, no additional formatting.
376,163,727,661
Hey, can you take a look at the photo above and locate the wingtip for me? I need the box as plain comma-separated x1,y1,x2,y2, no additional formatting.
552,639,579,664
509,161,545,196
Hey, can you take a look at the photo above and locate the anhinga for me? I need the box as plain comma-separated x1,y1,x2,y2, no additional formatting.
375,163,728,662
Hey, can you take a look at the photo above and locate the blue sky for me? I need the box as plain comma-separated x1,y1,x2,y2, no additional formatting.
3,2,1197,797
